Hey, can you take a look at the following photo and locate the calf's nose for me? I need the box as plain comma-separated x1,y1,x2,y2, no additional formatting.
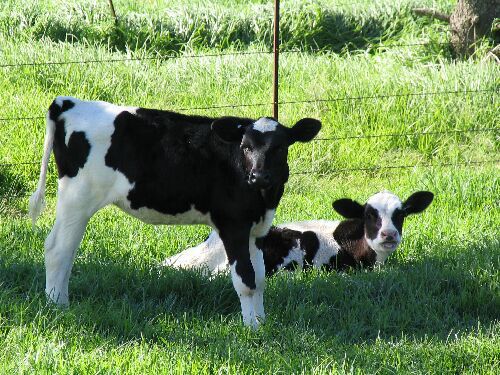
381,230,398,241
249,171,271,187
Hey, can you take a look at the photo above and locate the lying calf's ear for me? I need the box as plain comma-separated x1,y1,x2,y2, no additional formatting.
332,199,364,219
212,117,250,143
403,191,434,215
289,118,322,143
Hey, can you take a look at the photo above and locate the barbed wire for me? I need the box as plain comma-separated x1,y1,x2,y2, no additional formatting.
0,50,275,69
1,159,497,201
0,40,452,69
0,88,496,124
313,127,499,142
0,127,497,169
291,159,499,176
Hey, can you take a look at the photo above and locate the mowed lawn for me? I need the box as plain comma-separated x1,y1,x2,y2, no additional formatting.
0,0,499,373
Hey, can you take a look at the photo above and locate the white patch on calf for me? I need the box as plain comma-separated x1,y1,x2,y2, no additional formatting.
162,231,228,276
230,262,259,328
252,118,278,133
366,191,403,263
251,209,275,237
281,220,342,268
277,245,304,271
118,203,214,226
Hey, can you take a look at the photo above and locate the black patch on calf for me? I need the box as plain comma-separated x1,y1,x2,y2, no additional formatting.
50,99,91,178
330,219,377,270
301,230,319,268
258,227,302,276
105,109,217,214
391,208,405,233
364,204,381,240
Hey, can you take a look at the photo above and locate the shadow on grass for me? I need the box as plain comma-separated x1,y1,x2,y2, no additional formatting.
0,221,497,348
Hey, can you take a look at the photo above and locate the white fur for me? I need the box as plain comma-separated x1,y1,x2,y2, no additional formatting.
277,245,304,271
365,191,403,263
252,118,278,133
162,231,228,276
278,220,341,267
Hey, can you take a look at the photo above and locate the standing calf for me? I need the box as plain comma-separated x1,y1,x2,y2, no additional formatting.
164,191,434,275
29,96,321,328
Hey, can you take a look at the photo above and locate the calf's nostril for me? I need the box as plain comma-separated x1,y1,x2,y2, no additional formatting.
381,230,397,241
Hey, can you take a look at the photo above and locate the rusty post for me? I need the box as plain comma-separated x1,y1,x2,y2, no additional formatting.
108,0,118,25
273,0,280,120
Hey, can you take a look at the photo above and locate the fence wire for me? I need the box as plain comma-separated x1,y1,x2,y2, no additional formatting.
1,159,497,201
0,41,452,69
0,127,498,170
0,88,497,124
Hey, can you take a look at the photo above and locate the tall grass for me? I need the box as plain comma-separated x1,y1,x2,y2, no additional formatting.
0,0,459,54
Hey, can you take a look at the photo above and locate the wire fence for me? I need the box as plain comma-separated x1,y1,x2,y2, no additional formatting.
0,126,498,167
0,41,451,70
0,8,498,204
0,88,497,124
1,158,498,201
0,126,498,170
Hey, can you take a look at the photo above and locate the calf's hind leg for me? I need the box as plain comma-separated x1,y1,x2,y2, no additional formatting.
44,196,93,305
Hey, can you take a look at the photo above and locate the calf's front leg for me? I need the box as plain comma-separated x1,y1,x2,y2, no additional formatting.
219,226,265,328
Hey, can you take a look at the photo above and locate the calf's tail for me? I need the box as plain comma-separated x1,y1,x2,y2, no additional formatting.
28,110,56,227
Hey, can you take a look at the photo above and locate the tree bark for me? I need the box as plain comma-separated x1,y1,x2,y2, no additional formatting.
449,0,499,57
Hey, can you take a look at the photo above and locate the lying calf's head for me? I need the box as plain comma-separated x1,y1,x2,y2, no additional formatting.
333,190,434,254
212,117,321,189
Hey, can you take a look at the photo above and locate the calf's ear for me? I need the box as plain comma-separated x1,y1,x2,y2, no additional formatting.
403,191,434,215
212,117,249,143
332,199,365,219
289,118,321,143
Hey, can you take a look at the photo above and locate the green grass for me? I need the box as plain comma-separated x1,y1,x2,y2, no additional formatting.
0,0,499,373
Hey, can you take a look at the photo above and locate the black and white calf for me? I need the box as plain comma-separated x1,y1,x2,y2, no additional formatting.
164,191,434,275
29,96,321,328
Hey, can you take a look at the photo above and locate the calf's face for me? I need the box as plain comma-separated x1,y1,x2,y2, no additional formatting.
212,117,321,189
333,191,434,254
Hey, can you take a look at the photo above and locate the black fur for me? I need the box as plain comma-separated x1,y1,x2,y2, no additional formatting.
258,227,301,276
330,219,377,270
301,230,320,268
50,99,91,179
102,107,320,289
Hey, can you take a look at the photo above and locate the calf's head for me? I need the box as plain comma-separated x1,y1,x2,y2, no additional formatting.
333,190,434,255
212,117,321,189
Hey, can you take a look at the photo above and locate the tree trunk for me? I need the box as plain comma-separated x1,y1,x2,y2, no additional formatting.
449,0,500,57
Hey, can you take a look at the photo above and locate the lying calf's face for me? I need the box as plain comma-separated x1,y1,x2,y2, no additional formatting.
212,117,321,189
333,191,434,253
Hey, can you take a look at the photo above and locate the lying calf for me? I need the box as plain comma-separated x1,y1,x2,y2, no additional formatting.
164,191,434,275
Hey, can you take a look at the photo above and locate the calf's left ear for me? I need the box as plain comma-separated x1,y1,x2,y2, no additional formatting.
403,191,434,215
212,117,251,143
289,118,322,143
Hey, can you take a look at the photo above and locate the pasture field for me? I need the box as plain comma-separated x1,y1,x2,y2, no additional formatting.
0,0,498,373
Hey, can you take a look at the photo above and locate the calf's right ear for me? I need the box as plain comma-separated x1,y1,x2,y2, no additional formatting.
332,199,365,219
289,118,322,143
212,117,249,143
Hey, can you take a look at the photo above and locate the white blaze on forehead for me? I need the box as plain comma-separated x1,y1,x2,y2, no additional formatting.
366,191,402,217
252,118,278,133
